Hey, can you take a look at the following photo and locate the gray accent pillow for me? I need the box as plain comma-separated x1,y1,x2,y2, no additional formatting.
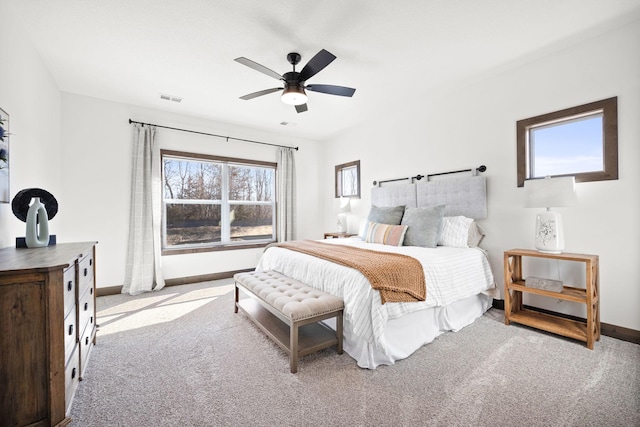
368,205,405,225
360,205,405,239
401,205,446,247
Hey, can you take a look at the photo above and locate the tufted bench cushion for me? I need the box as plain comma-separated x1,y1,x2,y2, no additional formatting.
235,270,344,322
234,270,344,373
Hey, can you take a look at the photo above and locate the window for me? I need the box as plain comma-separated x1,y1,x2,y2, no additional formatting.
516,97,618,187
161,150,276,253
335,160,361,198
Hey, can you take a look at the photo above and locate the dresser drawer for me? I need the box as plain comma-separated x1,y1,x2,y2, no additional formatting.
63,306,78,363
63,265,76,318
78,281,95,334
65,346,80,414
78,252,94,295
79,321,96,379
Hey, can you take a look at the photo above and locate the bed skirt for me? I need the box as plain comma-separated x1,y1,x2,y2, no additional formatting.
323,292,492,369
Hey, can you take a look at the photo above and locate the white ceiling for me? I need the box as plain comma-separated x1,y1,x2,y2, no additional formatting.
9,0,640,141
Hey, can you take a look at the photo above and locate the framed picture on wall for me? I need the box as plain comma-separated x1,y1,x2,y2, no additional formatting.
0,107,9,203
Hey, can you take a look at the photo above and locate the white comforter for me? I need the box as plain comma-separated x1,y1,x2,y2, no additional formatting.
256,238,495,354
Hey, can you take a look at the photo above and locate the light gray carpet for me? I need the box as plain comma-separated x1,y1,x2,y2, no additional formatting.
70,280,640,427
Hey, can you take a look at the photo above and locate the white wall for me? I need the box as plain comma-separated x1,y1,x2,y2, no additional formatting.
0,1,63,249
60,93,322,288
322,20,640,331
1,0,322,291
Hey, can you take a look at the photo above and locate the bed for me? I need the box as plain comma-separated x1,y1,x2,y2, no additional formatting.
256,174,496,369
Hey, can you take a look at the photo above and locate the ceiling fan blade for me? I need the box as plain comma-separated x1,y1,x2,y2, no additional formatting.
297,49,336,82
234,57,283,81
295,103,308,113
306,84,356,97
239,87,283,100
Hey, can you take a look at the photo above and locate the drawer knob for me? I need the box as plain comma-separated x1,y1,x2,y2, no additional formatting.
71,367,76,380
84,302,88,311
90,259,93,266
90,288,94,295
84,268,88,277
85,336,89,345
90,316,94,324
67,281,73,292
68,324,74,336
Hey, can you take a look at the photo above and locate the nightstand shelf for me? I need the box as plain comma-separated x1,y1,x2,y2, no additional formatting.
508,282,587,303
324,232,357,239
504,249,600,349
508,309,588,342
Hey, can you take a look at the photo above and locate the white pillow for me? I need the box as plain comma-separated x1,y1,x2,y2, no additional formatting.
438,216,474,248
467,221,486,247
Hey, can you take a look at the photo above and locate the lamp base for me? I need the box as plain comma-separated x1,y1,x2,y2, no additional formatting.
534,210,565,253
536,249,562,255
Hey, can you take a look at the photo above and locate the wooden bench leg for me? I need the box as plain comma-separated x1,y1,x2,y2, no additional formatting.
336,312,343,355
290,323,299,373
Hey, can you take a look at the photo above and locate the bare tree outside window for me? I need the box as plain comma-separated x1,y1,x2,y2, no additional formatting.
162,150,276,253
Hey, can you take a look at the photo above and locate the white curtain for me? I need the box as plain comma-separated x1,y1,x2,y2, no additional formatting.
122,124,165,295
277,147,296,242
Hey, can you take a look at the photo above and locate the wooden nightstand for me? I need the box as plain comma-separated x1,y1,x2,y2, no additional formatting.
503,249,600,349
324,232,357,239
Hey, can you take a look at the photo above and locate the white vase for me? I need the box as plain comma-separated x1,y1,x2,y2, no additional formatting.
26,197,50,248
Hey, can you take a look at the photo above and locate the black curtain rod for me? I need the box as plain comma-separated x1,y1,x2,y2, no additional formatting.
128,119,299,151
427,165,486,178
373,165,486,186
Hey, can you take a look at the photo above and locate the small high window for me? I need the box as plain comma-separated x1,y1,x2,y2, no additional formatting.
517,97,618,187
335,160,361,198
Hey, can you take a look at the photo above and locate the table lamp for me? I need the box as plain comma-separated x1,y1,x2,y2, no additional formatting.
524,176,577,253
336,197,351,233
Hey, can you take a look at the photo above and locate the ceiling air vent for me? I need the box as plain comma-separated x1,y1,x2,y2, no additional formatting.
160,93,183,103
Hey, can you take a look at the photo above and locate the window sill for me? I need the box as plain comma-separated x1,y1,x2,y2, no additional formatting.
162,241,273,256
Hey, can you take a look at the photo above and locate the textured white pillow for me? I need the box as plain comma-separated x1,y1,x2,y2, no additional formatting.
438,216,474,248
467,221,486,247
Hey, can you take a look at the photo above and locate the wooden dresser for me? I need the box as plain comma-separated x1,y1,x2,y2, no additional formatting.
0,242,97,427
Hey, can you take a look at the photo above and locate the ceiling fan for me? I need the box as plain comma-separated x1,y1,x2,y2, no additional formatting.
234,49,356,113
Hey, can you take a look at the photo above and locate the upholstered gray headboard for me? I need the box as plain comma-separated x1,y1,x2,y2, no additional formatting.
371,175,487,219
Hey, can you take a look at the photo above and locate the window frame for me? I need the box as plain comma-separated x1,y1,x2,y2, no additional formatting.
335,160,361,199
516,97,618,187
161,149,277,255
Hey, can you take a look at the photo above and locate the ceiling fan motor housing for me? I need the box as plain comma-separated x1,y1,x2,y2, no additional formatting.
283,71,303,86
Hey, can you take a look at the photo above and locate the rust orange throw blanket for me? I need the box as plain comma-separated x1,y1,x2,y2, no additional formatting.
273,240,426,304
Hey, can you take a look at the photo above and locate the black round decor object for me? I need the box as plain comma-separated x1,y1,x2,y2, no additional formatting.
11,188,58,222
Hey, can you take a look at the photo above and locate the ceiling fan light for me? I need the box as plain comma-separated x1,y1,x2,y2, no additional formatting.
281,86,308,106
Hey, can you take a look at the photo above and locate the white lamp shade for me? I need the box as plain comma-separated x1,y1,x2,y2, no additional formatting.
524,176,577,208
339,197,351,213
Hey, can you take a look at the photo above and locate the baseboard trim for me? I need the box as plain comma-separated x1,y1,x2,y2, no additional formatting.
96,268,254,297
492,298,640,345
96,286,123,297
164,269,253,286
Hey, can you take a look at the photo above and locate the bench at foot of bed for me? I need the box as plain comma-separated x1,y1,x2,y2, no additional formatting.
234,270,344,373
